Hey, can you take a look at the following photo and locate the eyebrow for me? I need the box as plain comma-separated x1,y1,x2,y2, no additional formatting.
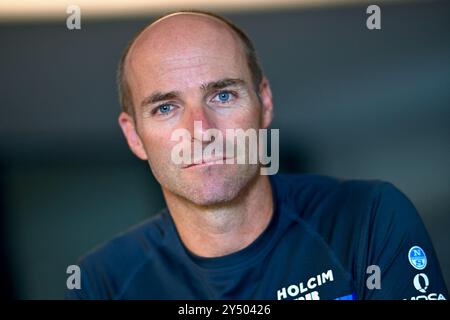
140,78,247,107
140,91,181,107
200,78,247,92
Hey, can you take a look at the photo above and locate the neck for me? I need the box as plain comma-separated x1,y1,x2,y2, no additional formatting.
163,175,274,258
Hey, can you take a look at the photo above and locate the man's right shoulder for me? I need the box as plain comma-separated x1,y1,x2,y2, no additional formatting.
83,209,167,261
67,209,169,299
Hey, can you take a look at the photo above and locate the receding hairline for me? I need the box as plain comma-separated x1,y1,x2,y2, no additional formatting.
148,11,232,29
124,12,244,77
117,10,264,116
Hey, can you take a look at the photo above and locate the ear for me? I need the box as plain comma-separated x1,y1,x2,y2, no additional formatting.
118,112,148,160
258,77,274,129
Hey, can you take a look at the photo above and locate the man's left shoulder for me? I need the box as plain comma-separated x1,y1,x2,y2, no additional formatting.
274,173,425,237
273,173,395,218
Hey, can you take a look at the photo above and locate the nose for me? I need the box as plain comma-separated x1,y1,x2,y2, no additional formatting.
184,103,216,142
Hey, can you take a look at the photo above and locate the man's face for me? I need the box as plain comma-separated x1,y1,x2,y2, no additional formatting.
120,14,272,206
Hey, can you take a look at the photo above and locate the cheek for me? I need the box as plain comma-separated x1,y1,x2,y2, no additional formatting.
139,128,175,162
225,103,262,130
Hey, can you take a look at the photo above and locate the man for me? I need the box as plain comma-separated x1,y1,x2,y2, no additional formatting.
66,10,448,300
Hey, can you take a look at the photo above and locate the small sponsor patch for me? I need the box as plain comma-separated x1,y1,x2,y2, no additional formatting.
408,246,427,270
334,292,357,300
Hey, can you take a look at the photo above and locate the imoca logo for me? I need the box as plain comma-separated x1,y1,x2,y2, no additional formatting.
413,273,429,293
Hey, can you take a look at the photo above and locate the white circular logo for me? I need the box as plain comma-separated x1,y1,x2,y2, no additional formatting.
408,246,427,270
413,273,429,293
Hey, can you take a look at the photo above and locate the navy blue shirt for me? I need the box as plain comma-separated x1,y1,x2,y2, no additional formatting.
66,174,448,300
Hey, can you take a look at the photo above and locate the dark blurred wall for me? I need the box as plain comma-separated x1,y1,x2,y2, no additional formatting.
0,1,449,299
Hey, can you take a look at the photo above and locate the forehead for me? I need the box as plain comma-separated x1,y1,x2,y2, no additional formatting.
125,13,249,94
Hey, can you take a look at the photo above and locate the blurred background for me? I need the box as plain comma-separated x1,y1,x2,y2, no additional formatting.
0,0,449,299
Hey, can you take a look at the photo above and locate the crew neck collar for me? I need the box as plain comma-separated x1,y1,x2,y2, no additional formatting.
163,175,282,271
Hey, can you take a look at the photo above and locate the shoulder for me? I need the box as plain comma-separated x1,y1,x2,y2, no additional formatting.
73,210,169,299
82,211,166,260
272,173,421,258
272,173,393,219
273,173,412,218
272,173,431,283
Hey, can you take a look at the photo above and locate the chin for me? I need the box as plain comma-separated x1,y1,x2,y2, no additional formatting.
189,187,239,206
180,175,241,206
170,164,260,206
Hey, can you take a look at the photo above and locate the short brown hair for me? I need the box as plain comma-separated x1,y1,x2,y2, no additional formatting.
116,10,264,115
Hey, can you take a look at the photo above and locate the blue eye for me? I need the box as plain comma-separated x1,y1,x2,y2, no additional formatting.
217,91,231,102
156,104,173,114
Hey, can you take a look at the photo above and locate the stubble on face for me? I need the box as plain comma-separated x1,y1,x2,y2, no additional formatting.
125,13,264,207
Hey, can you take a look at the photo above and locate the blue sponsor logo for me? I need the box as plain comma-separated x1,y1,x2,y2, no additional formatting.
408,246,427,270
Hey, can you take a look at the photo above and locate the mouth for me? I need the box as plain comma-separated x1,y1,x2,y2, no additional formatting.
182,156,234,169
